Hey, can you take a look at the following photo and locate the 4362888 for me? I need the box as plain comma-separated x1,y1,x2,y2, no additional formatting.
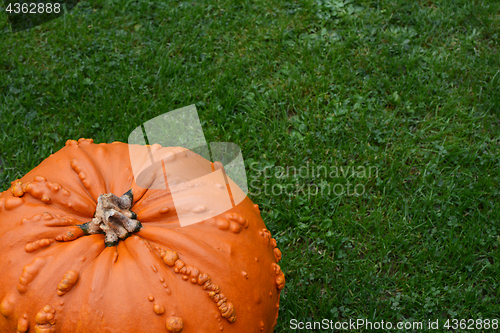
5,2,61,14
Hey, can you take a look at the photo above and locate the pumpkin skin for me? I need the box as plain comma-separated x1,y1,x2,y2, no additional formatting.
0,138,284,333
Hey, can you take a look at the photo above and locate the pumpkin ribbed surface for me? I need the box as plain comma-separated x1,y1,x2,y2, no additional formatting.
0,138,284,333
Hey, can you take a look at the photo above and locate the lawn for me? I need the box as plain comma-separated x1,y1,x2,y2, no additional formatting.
1,0,500,331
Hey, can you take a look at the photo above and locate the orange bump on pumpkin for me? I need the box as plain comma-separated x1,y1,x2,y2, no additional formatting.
253,204,260,213
0,139,285,333
227,213,247,227
154,303,165,315
272,264,286,291
17,314,29,332
65,139,78,146
166,316,184,332
42,212,53,220
173,260,186,273
274,248,282,263
25,238,54,253
34,176,47,183
5,197,24,210
57,270,79,296
270,238,277,249
0,292,16,317
216,217,230,230
162,250,179,267
159,207,170,214
229,222,242,234
54,228,84,242
34,305,56,333
11,181,25,197
18,257,46,294
77,138,94,144
276,274,286,291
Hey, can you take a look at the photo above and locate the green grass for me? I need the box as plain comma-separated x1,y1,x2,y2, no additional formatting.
1,0,500,331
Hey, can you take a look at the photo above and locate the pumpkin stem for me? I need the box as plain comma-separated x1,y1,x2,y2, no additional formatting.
78,190,142,247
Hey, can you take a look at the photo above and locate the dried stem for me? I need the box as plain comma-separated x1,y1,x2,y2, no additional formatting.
79,190,142,247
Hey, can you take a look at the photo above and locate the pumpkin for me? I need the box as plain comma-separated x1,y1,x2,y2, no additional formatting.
0,138,285,333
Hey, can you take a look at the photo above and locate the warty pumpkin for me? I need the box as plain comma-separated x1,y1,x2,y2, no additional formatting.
0,138,285,333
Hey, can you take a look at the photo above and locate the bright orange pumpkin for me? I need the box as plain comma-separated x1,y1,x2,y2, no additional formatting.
0,138,284,333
